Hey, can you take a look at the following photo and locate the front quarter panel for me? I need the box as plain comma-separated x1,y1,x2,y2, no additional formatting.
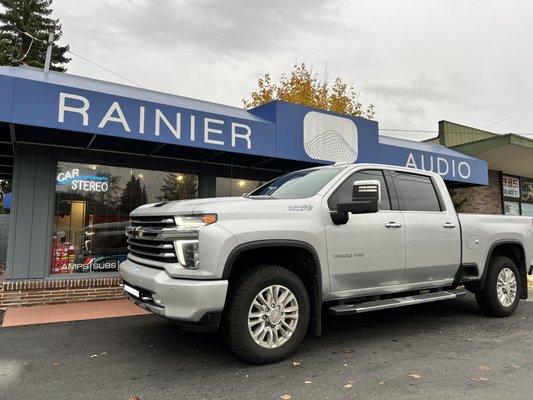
202,197,330,294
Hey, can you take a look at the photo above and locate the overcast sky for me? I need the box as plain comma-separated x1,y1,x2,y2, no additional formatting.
51,0,533,140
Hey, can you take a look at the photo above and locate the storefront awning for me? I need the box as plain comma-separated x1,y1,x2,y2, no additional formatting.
451,134,533,179
379,136,488,186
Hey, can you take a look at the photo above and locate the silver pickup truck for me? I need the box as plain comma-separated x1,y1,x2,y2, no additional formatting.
120,163,532,363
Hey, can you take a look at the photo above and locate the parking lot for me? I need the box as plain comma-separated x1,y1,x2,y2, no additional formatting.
1,293,532,400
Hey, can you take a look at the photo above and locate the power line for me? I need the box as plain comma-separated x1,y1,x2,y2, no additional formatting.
473,97,533,125
379,127,533,138
3,23,144,88
66,49,144,88
483,108,533,128
379,128,438,133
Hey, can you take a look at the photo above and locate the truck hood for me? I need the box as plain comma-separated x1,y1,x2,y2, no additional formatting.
130,197,251,216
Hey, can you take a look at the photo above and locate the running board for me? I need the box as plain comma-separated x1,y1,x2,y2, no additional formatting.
329,290,465,316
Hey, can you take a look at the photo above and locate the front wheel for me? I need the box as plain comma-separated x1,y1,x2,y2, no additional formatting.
475,256,521,317
221,265,310,364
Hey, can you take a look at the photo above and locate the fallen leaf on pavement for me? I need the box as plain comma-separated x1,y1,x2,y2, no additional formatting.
409,374,421,379
342,348,353,353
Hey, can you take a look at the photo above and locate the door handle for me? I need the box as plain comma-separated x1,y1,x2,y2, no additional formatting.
385,222,402,229
443,222,456,229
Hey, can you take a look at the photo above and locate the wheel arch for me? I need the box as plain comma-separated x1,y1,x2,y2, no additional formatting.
472,239,528,299
222,240,324,336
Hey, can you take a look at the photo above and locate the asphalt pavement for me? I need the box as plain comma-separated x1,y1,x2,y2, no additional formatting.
1,294,532,400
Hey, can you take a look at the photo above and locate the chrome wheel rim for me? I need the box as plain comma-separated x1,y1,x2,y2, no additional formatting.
248,285,299,349
496,267,517,307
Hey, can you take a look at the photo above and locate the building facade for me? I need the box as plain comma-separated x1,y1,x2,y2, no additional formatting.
0,67,488,307
435,121,533,216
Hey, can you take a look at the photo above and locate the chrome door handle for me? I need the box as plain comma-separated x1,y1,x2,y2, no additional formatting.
443,222,456,229
385,222,402,229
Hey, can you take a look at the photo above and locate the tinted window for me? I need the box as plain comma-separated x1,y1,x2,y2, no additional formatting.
396,172,441,212
328,170,391,210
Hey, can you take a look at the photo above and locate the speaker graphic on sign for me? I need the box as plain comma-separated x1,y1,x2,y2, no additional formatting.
303,111,358,164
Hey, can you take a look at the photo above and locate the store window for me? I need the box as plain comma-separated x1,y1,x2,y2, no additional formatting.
521,178,533,216
216,177,264,197
51,161,198,275
502,174,533,216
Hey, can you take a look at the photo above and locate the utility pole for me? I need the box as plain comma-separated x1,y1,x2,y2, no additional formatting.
44,32,53,72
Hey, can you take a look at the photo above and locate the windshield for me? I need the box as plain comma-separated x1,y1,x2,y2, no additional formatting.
249,167,344,199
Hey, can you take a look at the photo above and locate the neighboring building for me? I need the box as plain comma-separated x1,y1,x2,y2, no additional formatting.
435,121,533,216
0,67,488,306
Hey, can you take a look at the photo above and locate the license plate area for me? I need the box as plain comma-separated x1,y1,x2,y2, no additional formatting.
123,284,140,298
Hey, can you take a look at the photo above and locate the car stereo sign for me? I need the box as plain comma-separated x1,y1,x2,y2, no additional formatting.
56,169,109,192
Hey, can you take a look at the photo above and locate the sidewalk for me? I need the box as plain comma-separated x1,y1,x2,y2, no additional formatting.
1,299,149,327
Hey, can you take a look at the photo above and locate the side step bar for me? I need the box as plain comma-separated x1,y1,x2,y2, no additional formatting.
329,290,465,316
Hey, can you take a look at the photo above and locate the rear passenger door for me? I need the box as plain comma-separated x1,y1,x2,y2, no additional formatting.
393,171,460,284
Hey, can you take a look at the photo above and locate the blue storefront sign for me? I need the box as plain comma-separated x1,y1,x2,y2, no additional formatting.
0,66,488,185
380,136,488,185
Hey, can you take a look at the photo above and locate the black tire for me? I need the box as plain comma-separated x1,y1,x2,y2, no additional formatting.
221,265,310,364
475,256,522,317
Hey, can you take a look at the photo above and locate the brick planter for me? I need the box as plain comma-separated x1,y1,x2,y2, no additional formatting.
0,277,125,307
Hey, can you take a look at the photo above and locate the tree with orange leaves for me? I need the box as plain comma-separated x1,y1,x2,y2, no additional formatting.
243,63,375,119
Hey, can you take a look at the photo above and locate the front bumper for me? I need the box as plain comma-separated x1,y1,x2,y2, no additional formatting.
119,259,228,324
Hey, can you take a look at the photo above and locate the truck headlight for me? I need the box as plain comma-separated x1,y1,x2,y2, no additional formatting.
174,214,217,230
173,214,216,269
175,240,200,269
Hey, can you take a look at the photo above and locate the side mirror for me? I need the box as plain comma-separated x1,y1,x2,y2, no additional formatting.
337,179,381,214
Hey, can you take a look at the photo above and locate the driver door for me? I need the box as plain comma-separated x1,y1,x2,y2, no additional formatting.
324,169,406,295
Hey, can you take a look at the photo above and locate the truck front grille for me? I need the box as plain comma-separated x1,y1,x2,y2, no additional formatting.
126,216,179,265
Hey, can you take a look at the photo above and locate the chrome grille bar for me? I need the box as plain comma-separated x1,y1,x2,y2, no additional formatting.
126,215,191,268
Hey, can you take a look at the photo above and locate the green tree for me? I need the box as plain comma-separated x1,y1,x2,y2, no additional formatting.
157,173,198,202
0,0,70,71
120,176,147,212
244,63,375,119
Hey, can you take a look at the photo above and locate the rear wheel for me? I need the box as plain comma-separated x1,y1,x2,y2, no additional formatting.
221,265,310,364
475,256,521,317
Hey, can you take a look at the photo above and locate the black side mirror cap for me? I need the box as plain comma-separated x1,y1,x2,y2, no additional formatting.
337,179,381,214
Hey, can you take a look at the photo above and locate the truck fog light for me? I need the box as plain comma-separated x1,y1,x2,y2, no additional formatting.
174,240,200,270
151,293,164,306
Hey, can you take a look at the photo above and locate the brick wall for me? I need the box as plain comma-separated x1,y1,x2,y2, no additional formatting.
0,277,125,307
0,214,9,266
449,170,502,214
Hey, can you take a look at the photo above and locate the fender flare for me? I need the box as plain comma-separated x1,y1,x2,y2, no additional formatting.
222,239,324,335
472,239,528,299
